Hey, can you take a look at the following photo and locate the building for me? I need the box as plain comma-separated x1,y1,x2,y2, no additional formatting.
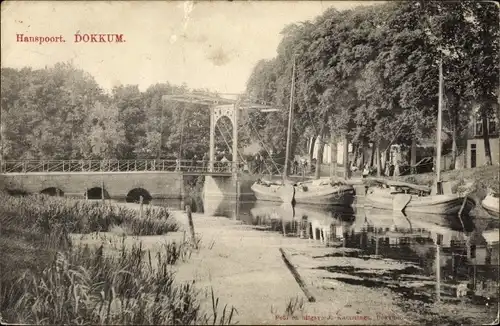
308,136,352,165
466,110,499,168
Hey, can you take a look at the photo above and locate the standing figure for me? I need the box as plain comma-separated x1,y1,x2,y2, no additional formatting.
293,158,299,175
220,155,230,172
191,155,197,172
175,157,181,171
202,152,209,171
362,164,370,179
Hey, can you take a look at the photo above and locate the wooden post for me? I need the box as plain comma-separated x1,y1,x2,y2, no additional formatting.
101,181,105,203
139,195,144,219
186,205,198,249
469,243,477,290
436,233,443,303
375,236,380,256
486,245,492,265
466,237,472,260
279,248,316,302
451,249,456,281
300,216,307,238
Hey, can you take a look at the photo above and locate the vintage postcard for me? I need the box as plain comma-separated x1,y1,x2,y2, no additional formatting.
1,0,498,325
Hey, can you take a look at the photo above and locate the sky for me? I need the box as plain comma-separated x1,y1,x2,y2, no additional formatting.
1,1,381,94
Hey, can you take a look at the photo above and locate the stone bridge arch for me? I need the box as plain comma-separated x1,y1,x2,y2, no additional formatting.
126,188,152,203
40,187,65,197
85,187,110,200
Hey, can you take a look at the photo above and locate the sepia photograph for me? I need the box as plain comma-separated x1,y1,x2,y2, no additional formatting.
0,0,499,324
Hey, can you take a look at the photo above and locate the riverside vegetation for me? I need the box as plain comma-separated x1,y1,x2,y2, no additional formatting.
0,191,236,325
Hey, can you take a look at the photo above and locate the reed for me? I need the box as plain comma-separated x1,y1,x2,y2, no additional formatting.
1,242,235,325
0,191,237,325
0,192,178,236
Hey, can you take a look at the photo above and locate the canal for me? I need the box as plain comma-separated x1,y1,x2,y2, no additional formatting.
132,194,499,314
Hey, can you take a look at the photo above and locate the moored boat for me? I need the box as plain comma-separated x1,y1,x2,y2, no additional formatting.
250,179,283,202
482,229,500,245
364,181,474,215
292,178,355,206
481,193,499,218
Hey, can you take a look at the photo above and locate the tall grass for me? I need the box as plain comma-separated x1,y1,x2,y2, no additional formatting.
0,191,237,325
1,242,235,325
0,191,178,235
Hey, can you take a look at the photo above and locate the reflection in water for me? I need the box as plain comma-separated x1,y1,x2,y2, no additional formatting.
219,198,498,306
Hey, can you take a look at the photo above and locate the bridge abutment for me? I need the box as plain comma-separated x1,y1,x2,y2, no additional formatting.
202,175,240,216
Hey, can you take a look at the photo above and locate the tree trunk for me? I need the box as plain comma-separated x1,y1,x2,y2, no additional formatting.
352,144,359,170
375,143,381,177
410,139,417,174
481,109,492,166
330,134,338,178
369,143,375,167
343,133,349,179
449,98,460,170
450,126,457,170
360,140,367,169
309,135,316,173
315,130,325,180
384,149,390,176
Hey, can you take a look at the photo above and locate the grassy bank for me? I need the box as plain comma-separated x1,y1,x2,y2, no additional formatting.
0,192,236,325
1,191,179,235
392,166,499,218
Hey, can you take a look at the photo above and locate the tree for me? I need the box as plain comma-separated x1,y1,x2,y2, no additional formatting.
1,63,102,160
111,85,146,158
419,0,499,166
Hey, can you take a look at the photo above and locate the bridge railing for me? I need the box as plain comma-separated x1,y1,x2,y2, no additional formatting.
0,160,243,174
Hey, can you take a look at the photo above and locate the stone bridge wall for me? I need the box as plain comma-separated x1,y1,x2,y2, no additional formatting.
0,172,184,199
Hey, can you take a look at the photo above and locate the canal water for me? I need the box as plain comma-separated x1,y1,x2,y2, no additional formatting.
144,195,499,310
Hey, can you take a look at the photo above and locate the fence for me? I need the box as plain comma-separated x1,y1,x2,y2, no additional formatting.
0,159,239,174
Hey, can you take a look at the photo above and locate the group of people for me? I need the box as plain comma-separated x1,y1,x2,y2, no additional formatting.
357,161,402,178
291,158,309,176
